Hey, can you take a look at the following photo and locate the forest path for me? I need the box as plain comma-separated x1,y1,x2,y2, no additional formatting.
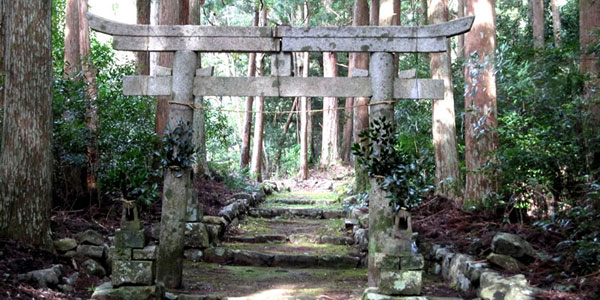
172,188,368,300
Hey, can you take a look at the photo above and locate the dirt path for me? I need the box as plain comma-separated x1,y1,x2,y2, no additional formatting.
170,189,368,300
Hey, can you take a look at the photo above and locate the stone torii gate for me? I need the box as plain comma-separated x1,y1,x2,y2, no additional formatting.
89,13,473,297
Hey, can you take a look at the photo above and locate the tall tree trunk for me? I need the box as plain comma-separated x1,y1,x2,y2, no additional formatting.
274,98,298,174
532,0,544,48
189,0,207,176
241,9,259,169
79,0,99,201
321,52,339,166
0,1,4,116
299,52,310,180
429,0,461,202
380,0,401,74
156,0,189,137
0,0,53,249
352,0,373,192
464,0,498,207
250,6,267,181
580,0,600,183
64,0,80,78
550,0,561,47
457,0,465,58
299,2,310,180
136,0,151,75
370,0,380,26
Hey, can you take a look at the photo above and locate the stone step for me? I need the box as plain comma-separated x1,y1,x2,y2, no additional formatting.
268,199,335,205
201,247,363,268
225,234,354,245
249,208,345,219
177,263,368,299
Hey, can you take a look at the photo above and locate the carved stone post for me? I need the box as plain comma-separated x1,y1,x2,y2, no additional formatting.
156,50,196,289
367,51,423,297
368,52,396,287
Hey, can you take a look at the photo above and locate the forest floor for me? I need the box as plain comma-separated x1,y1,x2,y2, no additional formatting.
0,167,598,299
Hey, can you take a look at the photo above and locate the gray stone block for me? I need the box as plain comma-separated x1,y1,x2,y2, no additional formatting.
109,247,132,261
378,270,422,296
185,222,210,249
53,238,78,252
77,244,105,259
91,282,158,300
115,229,146,249
132,245,157,260
112,260,154,287
77,230,104,246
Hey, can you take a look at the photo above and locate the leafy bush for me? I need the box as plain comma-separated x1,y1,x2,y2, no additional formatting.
352,116,433,211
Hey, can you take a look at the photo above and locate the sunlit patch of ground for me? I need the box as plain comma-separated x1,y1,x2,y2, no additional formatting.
176,263,367,300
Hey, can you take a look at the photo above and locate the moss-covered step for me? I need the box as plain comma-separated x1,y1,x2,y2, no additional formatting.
233,217,347,237
201,246,363,268
268,199,336,205
266,190,340,202
171,262,367,300
249,208,345,219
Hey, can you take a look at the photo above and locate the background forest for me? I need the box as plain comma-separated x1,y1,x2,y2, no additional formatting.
46,0,600,274
0,0,599,298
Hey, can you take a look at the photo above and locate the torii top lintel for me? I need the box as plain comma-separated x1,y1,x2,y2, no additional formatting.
88,13,473,53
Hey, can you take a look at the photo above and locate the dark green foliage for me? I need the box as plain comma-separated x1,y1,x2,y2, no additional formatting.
535,181,600,274
160,121,195,170
352,116,433,211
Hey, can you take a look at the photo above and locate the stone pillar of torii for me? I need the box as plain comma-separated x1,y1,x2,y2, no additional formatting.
89,13,473,296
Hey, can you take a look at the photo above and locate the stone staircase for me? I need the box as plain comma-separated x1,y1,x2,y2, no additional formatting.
170,190,368,300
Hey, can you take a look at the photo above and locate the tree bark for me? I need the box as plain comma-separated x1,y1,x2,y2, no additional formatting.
64,0,80,78
189,0,207,176
250,6,267,181
580,0,600,143
156,0,189,137
136,0,151,75
0,0,4,112
240,9,259,169
352,0,372,192
429,0,461,202
370,0,380,26
0,0,53,249
79,0,99,199
298,2,310,180
321,52,339,167
457,0,465,58
464,0,498,207
274,98,298,174
532,0,544,48
550,0,561,47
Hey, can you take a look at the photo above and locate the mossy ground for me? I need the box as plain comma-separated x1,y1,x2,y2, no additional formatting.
266,190,340,202
260,201,342,211
232,217,347,238
224,241,358,256
176,262,367,300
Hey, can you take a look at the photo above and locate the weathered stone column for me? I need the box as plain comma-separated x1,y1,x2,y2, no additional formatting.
367,52,396,287
156,50,196,289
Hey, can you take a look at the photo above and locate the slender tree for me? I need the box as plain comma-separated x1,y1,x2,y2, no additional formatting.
298,1,310,180
156,0,189,137
532,0,544,48
79,0,100,199
429,0,460,201
136,0,151,75
580,0,600,126
0,0,4,111
241,9,259,169
321,52,339,166
64,0,80,78
0,0,53,249
550,0,561,47
457,0,465,58
250,6,268,181
464,0,499,206
189,0,208,176
353,0,373,192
